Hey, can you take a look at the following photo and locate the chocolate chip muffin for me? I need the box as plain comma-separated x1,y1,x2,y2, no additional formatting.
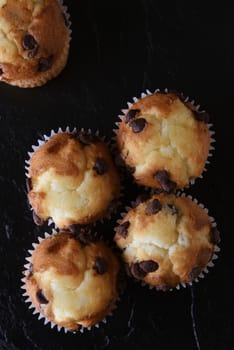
114,194,219,290
116,92,211,191
27,131,121,228
24,232,120,331
0,0,70,87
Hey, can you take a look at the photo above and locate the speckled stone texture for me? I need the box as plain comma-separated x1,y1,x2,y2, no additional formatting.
0,1,232,349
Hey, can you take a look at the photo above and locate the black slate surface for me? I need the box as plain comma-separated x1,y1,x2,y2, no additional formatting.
0,1,233,349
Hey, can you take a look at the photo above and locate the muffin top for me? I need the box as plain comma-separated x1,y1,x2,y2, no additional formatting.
25,232,120,331
27,132,120,228
116,92,210,190
114,194,219,289
0,0,70,87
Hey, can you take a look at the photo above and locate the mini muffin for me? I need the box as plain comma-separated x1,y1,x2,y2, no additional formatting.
114,194,220,290
24,231,120,331
116,92,211,191
27,131,121,228
0,0,70,87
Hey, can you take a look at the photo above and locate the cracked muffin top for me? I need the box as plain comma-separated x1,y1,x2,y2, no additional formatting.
27,132,120,228
116,92,211,191
0,0,70,87
25,232,120,331
114,194,219,289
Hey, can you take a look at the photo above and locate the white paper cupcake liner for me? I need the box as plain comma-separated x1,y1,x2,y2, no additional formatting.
113,88,215,188
25,127,120,228
21,230,118,333
114,194,220,292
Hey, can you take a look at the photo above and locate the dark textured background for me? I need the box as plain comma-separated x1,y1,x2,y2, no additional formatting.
0,1,233,349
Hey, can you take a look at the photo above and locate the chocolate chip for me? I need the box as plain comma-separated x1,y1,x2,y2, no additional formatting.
116,221,130,239
36,289,49,304
93,158,107,175
28,46,39,59
76,131,98,145
134,193,150,207
26,178,32,192
129,118,147,133
32,211,44,226
125,109,140,124
130,263,147,279
93,257,108,275
38,55,53,72
0,67,3,76
167,204,178,215
154,170,176,193
107,198,119,213
189,266,202,280
193,111,210,123
114,154,125,168
139,260,159,273
145,199,162,215
22,34,38,51
210,227,220,244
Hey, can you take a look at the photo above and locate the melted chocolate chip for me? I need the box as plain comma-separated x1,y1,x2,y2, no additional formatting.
36,289,49,304
32,211,44,226
0,67,3,76
145,199,162,215
189,266,202,280
26,178,32,192
167,204,178,215
76,131,98,145
28,46,39,59
38,55,53,72
93,158,108,175
129,118,147,133
134,193,150,207
210,227,220,244
22,34,38,51
116,221,130,239
139,260,159,273
193,111,210,123
125,109,140,124
93,257,108,275
154,170,176,193
130,262,147,279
